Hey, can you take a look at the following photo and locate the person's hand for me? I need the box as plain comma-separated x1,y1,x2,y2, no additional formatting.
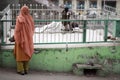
9,36,15,42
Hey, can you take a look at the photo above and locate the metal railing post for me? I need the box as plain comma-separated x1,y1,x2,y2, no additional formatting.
83,20,87,43
104,20,108,42
0,20,5,45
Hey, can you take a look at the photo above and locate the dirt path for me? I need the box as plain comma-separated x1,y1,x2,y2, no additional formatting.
0,67,119,80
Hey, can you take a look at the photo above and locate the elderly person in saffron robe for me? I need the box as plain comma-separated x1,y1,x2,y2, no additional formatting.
14,5,34,75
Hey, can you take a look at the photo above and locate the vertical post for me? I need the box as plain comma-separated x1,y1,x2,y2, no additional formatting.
72,0,77,13
104,20,108,42
1,21,4,45
104,0,106,9
85,0,89,13
59,0,63,5
83,20,87,43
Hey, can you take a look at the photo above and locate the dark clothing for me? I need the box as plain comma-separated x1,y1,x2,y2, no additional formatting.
61,10,70,26
61,8,73,31
71,22,78,28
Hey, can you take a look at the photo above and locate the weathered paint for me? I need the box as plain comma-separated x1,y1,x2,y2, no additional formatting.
0,46,120,75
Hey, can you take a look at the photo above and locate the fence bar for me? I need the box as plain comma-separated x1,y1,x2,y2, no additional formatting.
83,20,86,43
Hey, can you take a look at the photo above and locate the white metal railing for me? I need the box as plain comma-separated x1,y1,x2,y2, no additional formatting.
103,5,120,18
104,5,116,13
1,4,120,21
1,4,120,45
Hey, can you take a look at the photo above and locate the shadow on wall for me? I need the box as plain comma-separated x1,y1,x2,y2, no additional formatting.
0,0,9,11
0,0,18,11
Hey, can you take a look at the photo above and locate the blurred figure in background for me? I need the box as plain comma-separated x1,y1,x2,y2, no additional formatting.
61,7,72,31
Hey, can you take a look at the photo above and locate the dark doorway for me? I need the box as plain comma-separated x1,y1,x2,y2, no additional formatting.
83,69,97,76
102,1,116,8
106,1,116,7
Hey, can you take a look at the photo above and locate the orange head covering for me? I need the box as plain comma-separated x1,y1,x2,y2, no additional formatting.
14,5,34,58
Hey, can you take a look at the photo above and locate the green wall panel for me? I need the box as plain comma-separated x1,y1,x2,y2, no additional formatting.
1,50,16,68
0,46,120,74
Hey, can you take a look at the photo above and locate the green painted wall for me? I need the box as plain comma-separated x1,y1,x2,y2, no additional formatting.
0,46,120,75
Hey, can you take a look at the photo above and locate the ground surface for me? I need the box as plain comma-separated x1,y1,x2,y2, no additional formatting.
0,67,120,80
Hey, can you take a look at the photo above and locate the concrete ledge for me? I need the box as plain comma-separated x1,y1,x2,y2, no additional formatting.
2,42,120,49
74,64,102,69
72,63,103,76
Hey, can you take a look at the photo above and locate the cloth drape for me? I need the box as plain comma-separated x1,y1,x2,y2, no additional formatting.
14,5,34,58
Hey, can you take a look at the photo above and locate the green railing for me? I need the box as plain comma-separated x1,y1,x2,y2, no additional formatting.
0,19,119,45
